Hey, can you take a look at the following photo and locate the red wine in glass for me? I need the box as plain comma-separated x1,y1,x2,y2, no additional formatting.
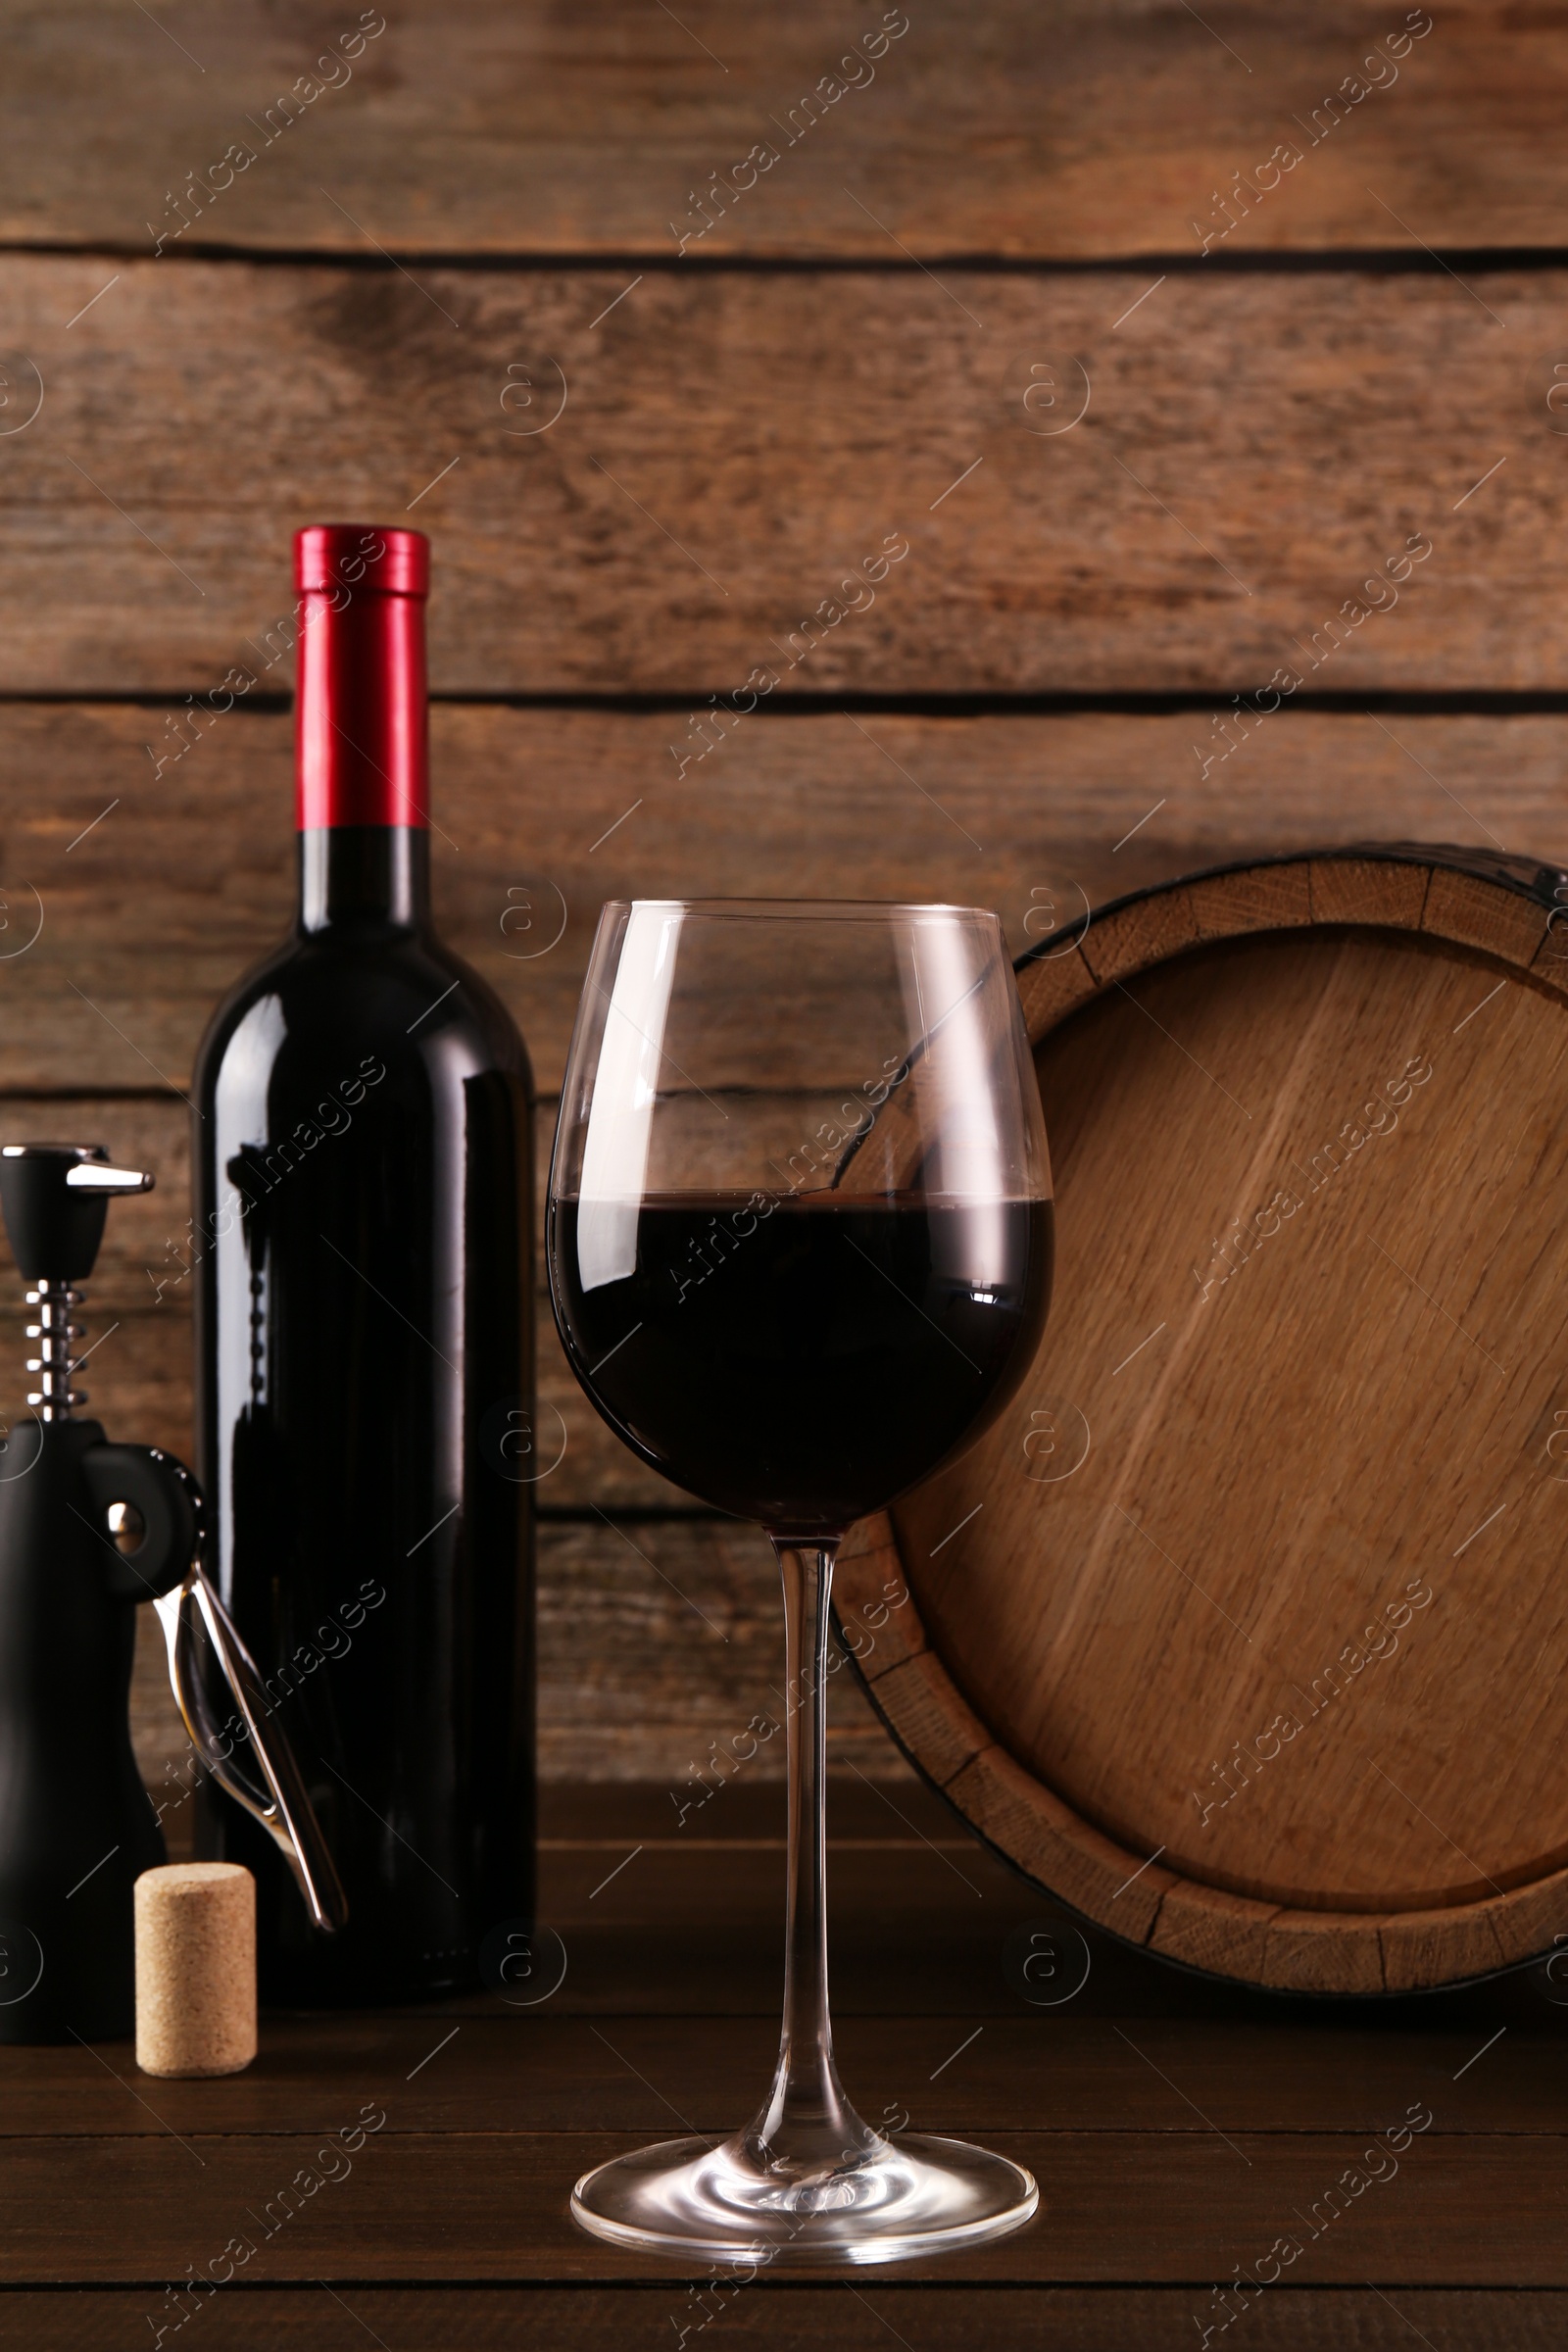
555,1193,1052,1532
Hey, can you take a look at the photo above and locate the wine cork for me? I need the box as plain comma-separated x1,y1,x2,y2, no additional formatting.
134,1863,257,2078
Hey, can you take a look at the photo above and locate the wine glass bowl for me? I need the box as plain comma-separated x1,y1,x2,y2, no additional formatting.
548,900,1053,2264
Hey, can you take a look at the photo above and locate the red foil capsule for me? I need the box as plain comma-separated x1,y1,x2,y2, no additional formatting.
293,525,430,830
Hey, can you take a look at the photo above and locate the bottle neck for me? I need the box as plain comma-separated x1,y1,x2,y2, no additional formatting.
298,826,430,933
293,569,430,934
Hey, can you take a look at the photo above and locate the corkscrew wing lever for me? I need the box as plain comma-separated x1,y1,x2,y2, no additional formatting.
155,1570,349,1933
62,1163,154,1193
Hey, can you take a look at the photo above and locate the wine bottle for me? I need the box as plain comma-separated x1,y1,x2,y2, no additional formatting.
192,524,534,2003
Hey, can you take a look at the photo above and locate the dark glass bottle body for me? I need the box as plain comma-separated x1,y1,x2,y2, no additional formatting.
193,825,534,2002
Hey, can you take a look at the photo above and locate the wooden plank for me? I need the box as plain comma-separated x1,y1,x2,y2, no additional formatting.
1258,1910,1387,1998
526,1778,1567,2020
1309,855,1431,929
0,262,1565,694
1,2013,1560,2139
534,1519,908,1786
1,2127,1564,2283
1190,859,1314,936
0,4,1556,258
867,1651,992,1787
0,2286,1562,2352
62,1760,1565,2032
947,1743,1177,1945
1017,945,1100,1038
1379,1898,1512,1996
1152,1880,1282,1984
539,1830,1049,2020
6,708,1568,1098
125,1513,911,1796
1473,1868,1568,1975
1080,886,1198,991
1424,866,1551,966
1531,927,1568,996
535,1777,956,1844
836,1512,926,1679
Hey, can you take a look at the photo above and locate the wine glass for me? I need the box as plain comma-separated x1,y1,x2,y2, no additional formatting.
548,900,1054,2265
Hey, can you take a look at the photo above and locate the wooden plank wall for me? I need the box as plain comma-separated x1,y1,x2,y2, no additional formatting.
2,1,1562,1794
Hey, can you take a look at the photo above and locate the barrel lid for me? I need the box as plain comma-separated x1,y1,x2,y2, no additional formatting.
842,846,1568,1998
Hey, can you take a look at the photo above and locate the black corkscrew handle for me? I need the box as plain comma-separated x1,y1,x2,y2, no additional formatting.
0,1144,149,1283
0,1142,347,1938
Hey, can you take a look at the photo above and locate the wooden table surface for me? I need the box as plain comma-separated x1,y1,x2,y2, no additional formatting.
6,1782,1564,2350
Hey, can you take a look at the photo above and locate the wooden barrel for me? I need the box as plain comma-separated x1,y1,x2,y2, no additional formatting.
837,847,1568,1995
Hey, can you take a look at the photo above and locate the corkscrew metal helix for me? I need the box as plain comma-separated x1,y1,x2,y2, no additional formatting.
18,1155,147,1419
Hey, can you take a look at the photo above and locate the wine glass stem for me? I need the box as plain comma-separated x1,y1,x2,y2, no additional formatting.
747,1538,873,2170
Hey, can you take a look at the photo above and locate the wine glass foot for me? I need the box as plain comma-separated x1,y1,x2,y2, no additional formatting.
570,2130,1038,2267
